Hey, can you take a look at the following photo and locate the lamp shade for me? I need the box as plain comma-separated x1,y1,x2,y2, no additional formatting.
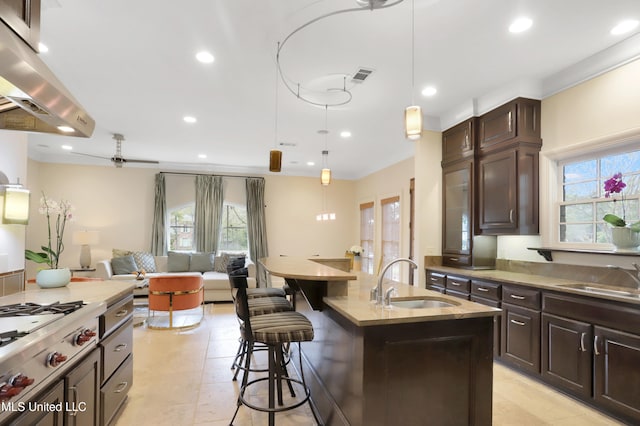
269,150,282,172
72,230,100,246
404,105,423,140
320,168,332,186
2,188,30,225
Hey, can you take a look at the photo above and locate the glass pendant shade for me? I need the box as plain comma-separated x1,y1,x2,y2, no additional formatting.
269,150,282,172
321,168,332,186
405,105,423,140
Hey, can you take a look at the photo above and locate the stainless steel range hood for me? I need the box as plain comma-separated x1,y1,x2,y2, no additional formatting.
0,20,95,137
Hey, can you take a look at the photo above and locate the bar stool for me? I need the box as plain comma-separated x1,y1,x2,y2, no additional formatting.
229,274,320,426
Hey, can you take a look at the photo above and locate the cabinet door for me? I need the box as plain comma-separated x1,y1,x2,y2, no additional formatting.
478,102,516,150
541,313,592,398
66,349,100,426
478,149,517,233
442,160,473,265
471,295,501,357
442,119,474,164
11,380,64,425
0,0,41,50
594,326,640,423
501,303,540,374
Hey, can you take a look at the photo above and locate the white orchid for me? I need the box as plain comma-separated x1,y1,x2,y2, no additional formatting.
348,245,364,256
26,193,75,269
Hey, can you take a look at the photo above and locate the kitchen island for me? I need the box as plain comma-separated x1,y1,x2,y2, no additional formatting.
260,258,499,426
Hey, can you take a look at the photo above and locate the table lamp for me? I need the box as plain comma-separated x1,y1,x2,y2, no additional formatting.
72,230,100,269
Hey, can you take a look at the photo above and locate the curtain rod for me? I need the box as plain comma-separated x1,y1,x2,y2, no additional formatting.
159,171,264,180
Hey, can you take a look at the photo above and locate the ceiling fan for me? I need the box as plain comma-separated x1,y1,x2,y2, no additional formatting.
74,133,159,168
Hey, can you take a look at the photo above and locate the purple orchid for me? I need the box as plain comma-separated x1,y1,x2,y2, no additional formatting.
603,172,626,198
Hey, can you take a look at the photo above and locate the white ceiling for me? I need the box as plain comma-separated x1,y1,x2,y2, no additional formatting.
26,0,640,179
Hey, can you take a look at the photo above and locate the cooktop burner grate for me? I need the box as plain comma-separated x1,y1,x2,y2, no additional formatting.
0,330,28,347
0,301,84,317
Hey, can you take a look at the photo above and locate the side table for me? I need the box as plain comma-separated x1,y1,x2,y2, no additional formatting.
70,267,96,277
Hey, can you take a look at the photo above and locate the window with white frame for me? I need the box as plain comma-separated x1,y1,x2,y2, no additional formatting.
218,203,249,252
559,148,640,245
359,202,374,274
381,196,400,281
168,203,196,251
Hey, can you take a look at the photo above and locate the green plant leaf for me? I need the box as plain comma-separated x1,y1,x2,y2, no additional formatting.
603,214,626,227
629,221,640,232
25,250,50,264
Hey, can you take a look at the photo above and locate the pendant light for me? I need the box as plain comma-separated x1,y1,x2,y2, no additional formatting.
404,0,422,140
269,43,283,172
320,105,331,186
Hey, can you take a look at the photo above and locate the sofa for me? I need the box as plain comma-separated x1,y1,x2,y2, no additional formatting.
96,251,257,302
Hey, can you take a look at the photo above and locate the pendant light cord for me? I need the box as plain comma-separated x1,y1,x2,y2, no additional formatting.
274,42,280,149
411,0,415,104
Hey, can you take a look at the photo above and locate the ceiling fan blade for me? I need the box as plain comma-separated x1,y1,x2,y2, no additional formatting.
122,158,160,164
72,152,112,160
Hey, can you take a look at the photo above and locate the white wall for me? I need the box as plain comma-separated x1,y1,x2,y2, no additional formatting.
0,132,28,273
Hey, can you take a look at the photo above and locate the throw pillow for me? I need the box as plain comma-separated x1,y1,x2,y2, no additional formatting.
190,252,214,273
132,251,156,273
227,256,246,272
112,248,133,258
168,251,190,272
214,253,232,273
229,267,248,277
213,255,225,272
111,255,138,275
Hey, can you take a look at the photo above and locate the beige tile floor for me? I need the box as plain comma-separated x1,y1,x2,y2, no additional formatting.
115,303,623,426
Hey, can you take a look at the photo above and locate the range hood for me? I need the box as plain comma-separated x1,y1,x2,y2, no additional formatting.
0,20,95,137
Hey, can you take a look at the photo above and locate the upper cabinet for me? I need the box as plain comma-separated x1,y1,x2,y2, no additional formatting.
0,0,41,50
442,118,476,165
478,97,541,153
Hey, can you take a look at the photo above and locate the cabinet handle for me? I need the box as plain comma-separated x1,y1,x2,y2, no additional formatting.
510,319,526,326
510,294,526,300
114,381,129,393
594,336,600,356
477,287,489,292
580,332,586,352
114,343,128,352
508,111,512,133
430,277,438,282
69,385,78,417
450,282,461,287
509,209,514,223
464,133,469,148
115,309,129,317
449,257,459,261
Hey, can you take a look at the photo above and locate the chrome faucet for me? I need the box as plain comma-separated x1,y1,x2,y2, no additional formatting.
607,263,640,290
372,258,418,305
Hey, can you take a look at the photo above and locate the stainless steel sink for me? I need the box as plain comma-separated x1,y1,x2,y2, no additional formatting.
558,283,640,299
390,297,460,309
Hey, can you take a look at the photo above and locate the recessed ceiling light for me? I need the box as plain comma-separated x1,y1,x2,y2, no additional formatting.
183,116,197,123
611,19,639,35
307,161,315,166
38,43,48,53
421,86,437,97
340,131,351,138
196,51,214,63
61,145,72,150
509,17,533,33
57,126,74,132
198,154,207,159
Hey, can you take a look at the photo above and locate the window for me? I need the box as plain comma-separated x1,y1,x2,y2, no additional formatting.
168,204,195,251
218,203,249,252
559,148,640,245
381,196,400,281
360,202,374,274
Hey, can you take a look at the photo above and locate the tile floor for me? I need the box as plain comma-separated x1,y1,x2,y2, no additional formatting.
115,303,623,426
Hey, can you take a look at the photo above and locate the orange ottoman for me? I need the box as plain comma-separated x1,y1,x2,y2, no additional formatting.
148,275,204,329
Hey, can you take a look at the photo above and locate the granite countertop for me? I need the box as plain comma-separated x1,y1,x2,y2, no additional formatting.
260,257,357,281
426,265,640,306
3,280,135,306
323,272,500,327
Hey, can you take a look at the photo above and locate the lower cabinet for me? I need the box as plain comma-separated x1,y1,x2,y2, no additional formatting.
541,313,592,398
66,349,101,426
11,381,65,426
500,303,540,374
593,326,640,421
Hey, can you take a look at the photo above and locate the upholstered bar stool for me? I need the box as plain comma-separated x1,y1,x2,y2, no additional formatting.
147,275,204,329
229,274,320,426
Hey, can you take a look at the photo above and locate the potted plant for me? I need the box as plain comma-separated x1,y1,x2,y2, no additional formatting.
346,245,364,270
25,193,74,287
602,172,640,250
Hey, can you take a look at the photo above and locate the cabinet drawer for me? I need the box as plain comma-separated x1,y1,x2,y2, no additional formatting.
446,276,470,293
502,285,540,309
101,353,132,426
100,295,133,338
445,289,470,300
471,280,501,301
426,271,446,287
101,317,133,384
442,255,470,268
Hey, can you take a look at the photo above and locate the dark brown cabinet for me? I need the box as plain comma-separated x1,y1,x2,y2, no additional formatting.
501,303,540,374
478,97,541,153
442,160,473,268
0,0,41,50
471,279,502,357
66,349,101,426
11,380,65,425
593,326,640,421
425,270,445,293
442,118,475,164
541,313,592,398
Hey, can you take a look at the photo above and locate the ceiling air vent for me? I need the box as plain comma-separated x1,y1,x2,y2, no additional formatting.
351,67,374,84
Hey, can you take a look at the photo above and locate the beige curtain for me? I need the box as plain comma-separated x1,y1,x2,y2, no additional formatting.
246,178,268,286
150,173,166,255
195,175,223,253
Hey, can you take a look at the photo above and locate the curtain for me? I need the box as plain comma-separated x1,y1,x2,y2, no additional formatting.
246,177,268,287
150,173,166,255
195,175,223,253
